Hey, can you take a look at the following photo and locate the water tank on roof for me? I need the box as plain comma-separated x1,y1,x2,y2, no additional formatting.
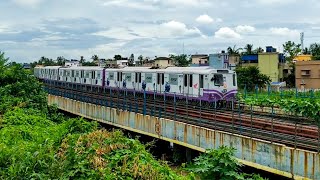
266,46,277,52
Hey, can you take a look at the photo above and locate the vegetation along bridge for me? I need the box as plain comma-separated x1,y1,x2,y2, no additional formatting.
44,80,320,180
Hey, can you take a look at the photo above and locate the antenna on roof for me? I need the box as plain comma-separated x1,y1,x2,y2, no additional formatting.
300,32,304,50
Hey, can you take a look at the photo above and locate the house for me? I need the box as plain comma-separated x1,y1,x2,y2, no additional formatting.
65,59,80,67
293,54,312,62
153,57,174,68
295,61,320,89
228,54,240,70
190,54,209,66
209,51,229,69
240,46,286,82
22,63,31,69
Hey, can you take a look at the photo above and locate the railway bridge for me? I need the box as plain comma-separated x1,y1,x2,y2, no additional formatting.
44,81,320,180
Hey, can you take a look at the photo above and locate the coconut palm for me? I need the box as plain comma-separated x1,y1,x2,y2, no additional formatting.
244,44,253,55
227,45,242,55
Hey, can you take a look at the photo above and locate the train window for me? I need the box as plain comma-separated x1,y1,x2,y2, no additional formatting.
135,73,138,83
199,74,204,88
162,74,164,85
126,73,132,81
76,71,79,77
139,73,142,83
74,78,76,82
233,74,236,86
109,73,114,80
214,74,223,86
145,74,153,83
184,74,187,87
120,72,123,81
97,72,101,79
96,80,98,85
84,79,86,83
189,74,193,87
169,74,178,85
80,71,84,78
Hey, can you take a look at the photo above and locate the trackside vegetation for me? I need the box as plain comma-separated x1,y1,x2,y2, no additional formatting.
0,51,265,179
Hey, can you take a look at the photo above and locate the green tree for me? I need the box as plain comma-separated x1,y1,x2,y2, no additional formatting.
283,41,301,87
186,146,266,180
244,44,254,55
235,66,271,91
309,43,320,60
56,56,65,66
253,47,264,54
170,54,190,67
283,41,301,65
129,53,134,66
114,54,122,60
227,45,242,55
91,54,99,63
138,55,143,66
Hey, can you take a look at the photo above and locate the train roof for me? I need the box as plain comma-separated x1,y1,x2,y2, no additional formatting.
37,66,235,74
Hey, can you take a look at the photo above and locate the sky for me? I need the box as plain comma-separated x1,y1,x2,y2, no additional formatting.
1,0,320,63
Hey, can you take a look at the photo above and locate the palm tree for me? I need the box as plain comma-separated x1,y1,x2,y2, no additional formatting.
254,47,264,54
91,55,99,64
227,45,242,55
244,44,253,55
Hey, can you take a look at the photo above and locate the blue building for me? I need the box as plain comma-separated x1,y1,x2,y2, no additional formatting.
209,51,229,69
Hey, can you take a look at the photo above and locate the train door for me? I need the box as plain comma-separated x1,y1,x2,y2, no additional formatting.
199,74,204,96
135,72,142,90
183,74,193,96
157,73,164,93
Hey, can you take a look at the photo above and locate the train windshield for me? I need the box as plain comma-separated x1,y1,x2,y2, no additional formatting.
213,74,223,86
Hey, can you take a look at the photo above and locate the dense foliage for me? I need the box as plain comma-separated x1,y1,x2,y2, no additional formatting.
235,66,271,91
169,54,191,67
0,51,186,179
186,146,266,180
238,93,320,126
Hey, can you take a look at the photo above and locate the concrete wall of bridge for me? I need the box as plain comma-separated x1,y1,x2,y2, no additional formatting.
48,94,320,180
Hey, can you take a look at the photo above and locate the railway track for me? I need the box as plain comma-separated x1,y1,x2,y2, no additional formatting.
44,83,320,152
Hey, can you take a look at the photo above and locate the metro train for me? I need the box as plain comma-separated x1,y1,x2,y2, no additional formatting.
34,66,238,102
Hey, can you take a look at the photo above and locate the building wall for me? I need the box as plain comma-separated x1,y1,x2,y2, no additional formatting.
258,53,280,82
209,53,228,69
295,61,320,89
228,55,240,69
154,59,172,68
294,55,312,62
191,56,208,65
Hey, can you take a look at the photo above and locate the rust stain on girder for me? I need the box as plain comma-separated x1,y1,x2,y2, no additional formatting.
48,95,318,180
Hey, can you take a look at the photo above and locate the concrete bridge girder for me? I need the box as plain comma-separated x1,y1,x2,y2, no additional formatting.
48,95,320,180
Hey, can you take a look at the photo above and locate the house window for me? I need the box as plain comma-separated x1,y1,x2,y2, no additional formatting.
301,70,310,76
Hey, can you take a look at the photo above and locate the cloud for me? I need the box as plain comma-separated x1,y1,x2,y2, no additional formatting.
214,27,241,39
257,0,297,5
270,27,300,36
161,20,202,36
102,0,156,10
235,25,256,33
12,0,43,7
196,14,222,24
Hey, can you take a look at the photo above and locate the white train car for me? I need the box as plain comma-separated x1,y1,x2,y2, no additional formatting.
59,66,104,86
